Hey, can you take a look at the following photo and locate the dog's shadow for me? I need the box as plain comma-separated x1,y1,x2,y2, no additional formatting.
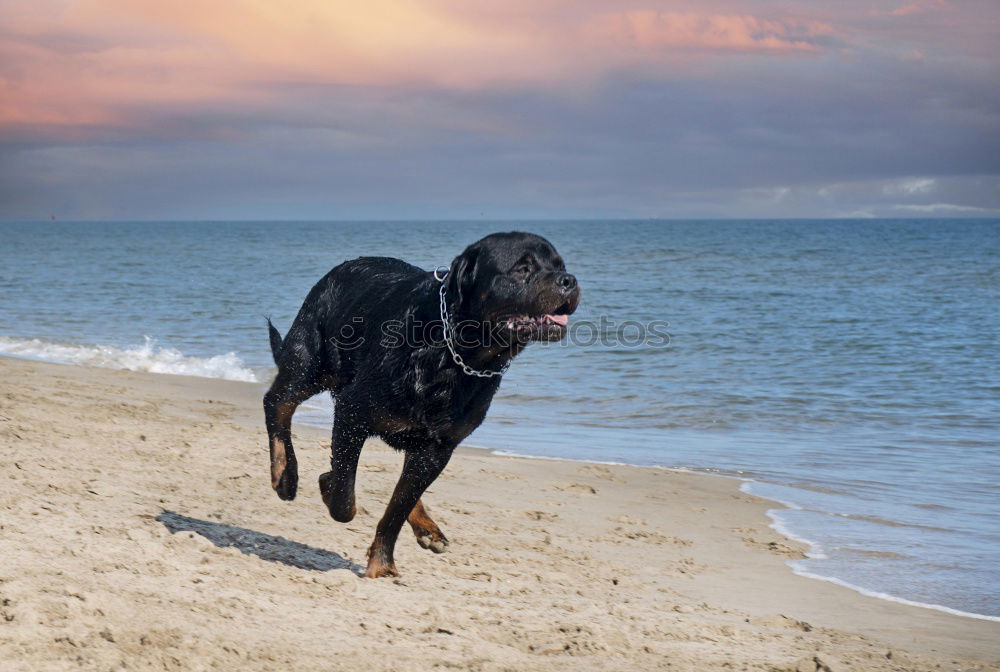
157,511,364,575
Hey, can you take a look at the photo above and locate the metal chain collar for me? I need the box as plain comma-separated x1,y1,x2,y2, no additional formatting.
435,267,509,379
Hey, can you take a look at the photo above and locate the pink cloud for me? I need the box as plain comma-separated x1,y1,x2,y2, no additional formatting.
7,0,992,140
886,0,950,16
590,11,834,53
1,1,842,135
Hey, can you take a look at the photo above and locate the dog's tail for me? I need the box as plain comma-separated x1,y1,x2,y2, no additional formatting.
266,317,283,366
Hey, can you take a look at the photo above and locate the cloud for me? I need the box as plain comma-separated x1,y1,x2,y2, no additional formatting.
888,0,950,17
891,202,987,212
0,1,997,219
0,0,841,138
882,177,937,195
589,11,834,52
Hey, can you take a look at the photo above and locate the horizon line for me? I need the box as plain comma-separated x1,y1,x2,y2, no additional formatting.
3,216,999,224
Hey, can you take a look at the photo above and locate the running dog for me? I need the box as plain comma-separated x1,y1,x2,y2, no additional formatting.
264,232,580,577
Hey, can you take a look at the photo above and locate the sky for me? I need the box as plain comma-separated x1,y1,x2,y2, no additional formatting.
1,0,998,220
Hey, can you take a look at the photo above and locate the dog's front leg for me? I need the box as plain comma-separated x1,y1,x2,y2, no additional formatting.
366,446,453,578
319,408,366,523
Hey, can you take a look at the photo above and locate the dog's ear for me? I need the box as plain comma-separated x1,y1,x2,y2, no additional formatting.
447,245,480,313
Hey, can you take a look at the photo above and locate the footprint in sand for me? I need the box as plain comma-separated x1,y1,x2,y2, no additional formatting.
524,510,559,522
577,465,622,482
740,536,806,558
598,526,693,546
607,514,646,525
479,469,522,481
554,482,597,495
749,614,813,632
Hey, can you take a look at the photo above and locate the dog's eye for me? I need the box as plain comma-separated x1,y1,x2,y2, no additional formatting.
513,263,532,277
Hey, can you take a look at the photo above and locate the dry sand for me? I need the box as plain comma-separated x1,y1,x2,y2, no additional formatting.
1,355,997,671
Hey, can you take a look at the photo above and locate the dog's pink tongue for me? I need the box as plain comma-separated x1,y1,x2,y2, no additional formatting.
546,314,569,326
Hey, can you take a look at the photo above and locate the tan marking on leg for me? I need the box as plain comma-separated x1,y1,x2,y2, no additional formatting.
408,499,449,553
407,499,435,530
364,543,399,579
270,437,287,489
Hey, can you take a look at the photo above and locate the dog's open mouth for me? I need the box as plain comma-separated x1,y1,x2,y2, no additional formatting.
504,314,568,329
501,302,572,342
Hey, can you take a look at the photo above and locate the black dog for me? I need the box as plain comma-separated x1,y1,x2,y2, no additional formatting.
263,232,580,577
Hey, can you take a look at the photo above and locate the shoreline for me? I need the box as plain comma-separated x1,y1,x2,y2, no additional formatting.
0,335,990,623
4,350,999,623
2,355,998,670
3,349,997,624
476,447,1000,624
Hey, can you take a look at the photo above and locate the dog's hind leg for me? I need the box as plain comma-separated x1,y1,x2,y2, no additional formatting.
319,407,366,523
263,370,322,501
408,499,449,553
366,446,453,578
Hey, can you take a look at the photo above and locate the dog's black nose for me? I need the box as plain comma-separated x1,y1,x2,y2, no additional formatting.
556,272,577,292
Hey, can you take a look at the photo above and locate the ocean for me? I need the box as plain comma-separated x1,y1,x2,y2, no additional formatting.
1,219,997,619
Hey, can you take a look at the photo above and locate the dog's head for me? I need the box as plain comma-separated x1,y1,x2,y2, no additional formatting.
446,232,580,343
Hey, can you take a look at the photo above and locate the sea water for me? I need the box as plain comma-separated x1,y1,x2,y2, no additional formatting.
0,219,997,618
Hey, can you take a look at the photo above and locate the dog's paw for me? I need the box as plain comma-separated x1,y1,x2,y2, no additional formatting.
273,456,298,501
416,531,449,554
364,562,400,579
318,472,356,522
364,552,400,578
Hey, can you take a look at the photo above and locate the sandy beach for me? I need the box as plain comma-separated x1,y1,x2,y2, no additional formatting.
1,355,997,671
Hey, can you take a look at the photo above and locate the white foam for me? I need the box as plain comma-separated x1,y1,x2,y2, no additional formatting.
0,336,258,382
739,481,804,510
765,510,829,560
786,564,1000,622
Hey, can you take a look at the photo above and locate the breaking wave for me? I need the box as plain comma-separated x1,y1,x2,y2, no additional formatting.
0,336,258,382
